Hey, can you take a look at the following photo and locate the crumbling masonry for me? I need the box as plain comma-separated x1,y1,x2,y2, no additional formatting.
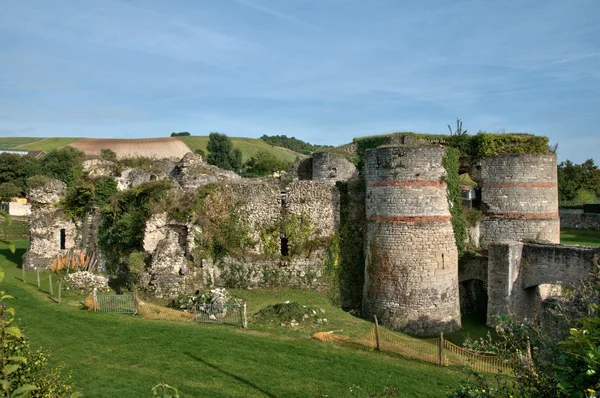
23,144,600,336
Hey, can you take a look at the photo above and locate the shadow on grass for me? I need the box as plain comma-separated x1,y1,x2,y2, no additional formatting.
184,352,276,398
0,247,27,267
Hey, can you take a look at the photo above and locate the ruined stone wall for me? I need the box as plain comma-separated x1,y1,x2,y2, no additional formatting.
286,181,339,238
22,179,79,270
560,208,600,230
487,242,599,324
311,152,358,182
362,146,461,336
477,154,559,245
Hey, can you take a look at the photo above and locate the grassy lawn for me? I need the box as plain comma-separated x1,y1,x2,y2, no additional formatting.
560,228,600,247
178,136,302,163
1,240,465,397
0,137,46,148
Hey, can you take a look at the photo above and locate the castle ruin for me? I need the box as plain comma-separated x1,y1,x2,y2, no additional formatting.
22,137,600,336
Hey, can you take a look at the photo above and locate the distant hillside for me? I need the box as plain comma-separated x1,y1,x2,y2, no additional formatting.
0,137,79,151
177,136,303,163
0,136,305,162
259,134,333,156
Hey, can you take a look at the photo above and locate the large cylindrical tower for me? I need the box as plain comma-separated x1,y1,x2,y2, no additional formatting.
478,153,559,245
363,146,461,336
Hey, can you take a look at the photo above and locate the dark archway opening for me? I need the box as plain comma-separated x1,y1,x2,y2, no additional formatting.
280,236,289,256
59,228,66,250
459,279,488,323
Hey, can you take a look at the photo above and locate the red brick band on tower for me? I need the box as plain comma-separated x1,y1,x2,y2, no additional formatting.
477,153,560,245
362,146,461,336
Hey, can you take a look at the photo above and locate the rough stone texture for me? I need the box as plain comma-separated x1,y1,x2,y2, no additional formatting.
288,158,312,181
170,152,240,191
560,208,600,230
116,168,165,191
287,181,339,238
487,242,600,324
312,152,358,182
82,159,117,178
28,179,67,204
476,154,559,245
232,181,281,247
23,179,78,270
78,206,106,271
362,146,461,336
459,255,488,283
199,256,328,290
467,223,481,249
143,213,169,253
145,229,189,298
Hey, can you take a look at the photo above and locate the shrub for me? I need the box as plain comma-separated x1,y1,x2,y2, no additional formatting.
99,148,117,162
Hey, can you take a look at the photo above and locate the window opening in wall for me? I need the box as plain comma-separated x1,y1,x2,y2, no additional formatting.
280,191,287,205
60,229,66,250
280,234,289,256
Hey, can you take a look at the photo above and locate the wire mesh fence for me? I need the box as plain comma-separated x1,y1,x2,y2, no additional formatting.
348,320,512,375
93,290,137,314
194,303,246,327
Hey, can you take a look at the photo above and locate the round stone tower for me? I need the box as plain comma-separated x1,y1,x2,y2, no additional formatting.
362,146,461,336
311,152,334,180
477,153,559,245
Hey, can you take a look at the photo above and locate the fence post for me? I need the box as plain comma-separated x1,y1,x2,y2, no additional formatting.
48,273,53,295
22,265,25,283
374,315,381,351
242,302,248,328
439,332,445,366
37,270,40,288
58,280,62,304
93,288,98,312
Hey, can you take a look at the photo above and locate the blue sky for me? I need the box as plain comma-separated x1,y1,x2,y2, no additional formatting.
1,0,599,163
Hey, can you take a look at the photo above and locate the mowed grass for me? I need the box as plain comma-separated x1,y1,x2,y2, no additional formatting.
1,240,464,397
16,137,80,151
560,228,600,247
178,136,302,163
0,137,46,148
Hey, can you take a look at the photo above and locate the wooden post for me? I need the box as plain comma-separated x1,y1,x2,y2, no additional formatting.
58,281,62,304
374,315,381,351
242,302,248,328
22,265,25,283
36,270,41,288
439,332,445,366
49,273,54,295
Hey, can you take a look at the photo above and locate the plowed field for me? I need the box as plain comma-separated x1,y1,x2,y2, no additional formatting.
70,137,190,159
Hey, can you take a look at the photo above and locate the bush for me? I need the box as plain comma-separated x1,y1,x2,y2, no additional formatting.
99,148,117,162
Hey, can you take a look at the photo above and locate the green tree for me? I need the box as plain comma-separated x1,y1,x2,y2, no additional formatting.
40,147,86,187
0,183,21,203
558,159,600,202
244,150,291,177
0,154,42,196
99,148,117,162
206,133,242,171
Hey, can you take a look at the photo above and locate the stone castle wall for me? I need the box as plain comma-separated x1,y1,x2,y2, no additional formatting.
362,146,460,336
487,242,600,323
311,152,358,182
477,153,559,245
560,208,600,230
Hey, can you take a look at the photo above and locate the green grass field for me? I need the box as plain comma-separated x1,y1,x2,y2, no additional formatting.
178,136,302,163
15,137,80,151
1,240,465,397
0,137,46,148
560,229,600,246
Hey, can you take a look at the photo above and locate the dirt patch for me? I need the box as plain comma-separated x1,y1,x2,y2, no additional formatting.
70,138,190,160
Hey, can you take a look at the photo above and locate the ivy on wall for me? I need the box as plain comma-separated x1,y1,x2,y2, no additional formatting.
443,148,468,257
